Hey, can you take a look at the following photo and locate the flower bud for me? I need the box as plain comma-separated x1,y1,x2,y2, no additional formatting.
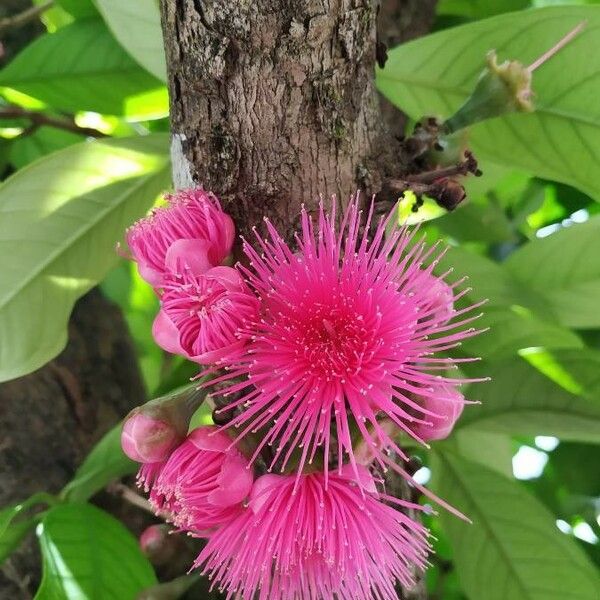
121,384,207,464
444,51,533,135
122,412,180,463
139,524,177,566
413,385,465,441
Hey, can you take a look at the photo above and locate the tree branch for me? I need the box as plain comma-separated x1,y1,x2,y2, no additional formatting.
0,106,107,138
0,1,54,35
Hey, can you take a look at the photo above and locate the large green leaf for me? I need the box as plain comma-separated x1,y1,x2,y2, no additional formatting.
437,0,530,19
378,7,600,202
0,493,56,565
62,424,136,503
440,430,514,477
36,503,156,599
0,134,171,382
94,0,167,81
9,127,82,169
439,246,582,358
0,19,167,117
432,452,599,600
506,216,600,328
56,0,99,19
458,349,600,442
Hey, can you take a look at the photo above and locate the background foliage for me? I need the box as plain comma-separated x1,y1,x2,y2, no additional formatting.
0,0,598,598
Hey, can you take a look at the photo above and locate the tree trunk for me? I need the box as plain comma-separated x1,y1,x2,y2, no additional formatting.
160,1,436,598
0,291,147,598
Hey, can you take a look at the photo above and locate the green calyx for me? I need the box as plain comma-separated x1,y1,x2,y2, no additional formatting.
444,51,533,135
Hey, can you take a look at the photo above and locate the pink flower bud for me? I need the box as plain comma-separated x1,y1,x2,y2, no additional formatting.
139,524,177,566
413,385,465,441
121,412,180,463
126,189,235,287
153,266,259,365
148,426,253,533
419,271,454,326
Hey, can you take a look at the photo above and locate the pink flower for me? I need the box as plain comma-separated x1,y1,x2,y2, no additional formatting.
418,271,455,326
147,426,253,533
126,189,235,287
413,384,465,441
153,266,259,365
210,197,483,482
195,466,430,600
121,411,181,463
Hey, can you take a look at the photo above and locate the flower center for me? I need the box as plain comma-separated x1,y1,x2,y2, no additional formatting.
296,301,376,379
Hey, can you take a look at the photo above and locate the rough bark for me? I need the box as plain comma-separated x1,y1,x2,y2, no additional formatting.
161,0,396,244
160,1,436,597
0,291,146,598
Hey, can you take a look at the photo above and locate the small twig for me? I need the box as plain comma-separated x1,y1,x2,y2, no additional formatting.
0,106,107,138
0,1,54,35
107,482,155,514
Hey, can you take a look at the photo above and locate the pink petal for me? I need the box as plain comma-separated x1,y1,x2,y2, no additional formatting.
165,238,214,276
152,310,185,356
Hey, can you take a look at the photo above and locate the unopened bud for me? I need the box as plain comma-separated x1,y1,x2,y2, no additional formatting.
122,413,179,463
413,386,465,441
139,524,177,566
121,384,207,464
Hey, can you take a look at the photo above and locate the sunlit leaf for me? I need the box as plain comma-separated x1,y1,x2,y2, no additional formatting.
506,216,600,328
94,0,167,81
0,134,171,382
36,503,156,599
0,19,166,117
458,349,600,442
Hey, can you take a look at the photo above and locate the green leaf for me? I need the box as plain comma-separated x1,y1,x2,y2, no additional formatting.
56,0,99,19
462,305,582,359
439,430,514,477
9,127,82,169
36,503,156,599
0,517,36,565
0,19,167,117
378,6,600,202
458,349,600,442
102,262,162,393
505,216,600,328
0,134,171,382
62,424,136,503
432,452,599,600
437,0,530,19
439,247,583,358
0,493,56,564
94,0,167,81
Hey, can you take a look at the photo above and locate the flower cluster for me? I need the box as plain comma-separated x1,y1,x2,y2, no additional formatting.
121,189,483,599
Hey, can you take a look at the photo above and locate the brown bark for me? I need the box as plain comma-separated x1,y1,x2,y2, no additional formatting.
161,1,437,598
161,0,395,244
0,290,146,598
